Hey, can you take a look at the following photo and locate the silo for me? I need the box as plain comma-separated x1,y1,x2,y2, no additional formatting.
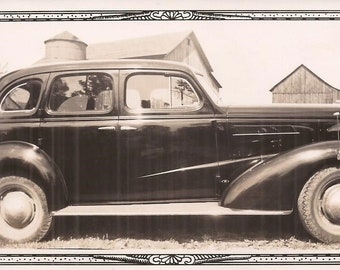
43,31,87,62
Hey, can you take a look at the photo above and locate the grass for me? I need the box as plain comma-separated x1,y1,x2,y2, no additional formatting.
2,215,340,251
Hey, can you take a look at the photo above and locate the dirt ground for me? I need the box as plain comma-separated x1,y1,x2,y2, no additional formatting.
2,215,340,252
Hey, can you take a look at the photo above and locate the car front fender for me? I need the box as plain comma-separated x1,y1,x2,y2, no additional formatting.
0,141,68,210
221,141,340,211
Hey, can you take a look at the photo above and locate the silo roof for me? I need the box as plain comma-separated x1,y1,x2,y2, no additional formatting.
45,31,87,46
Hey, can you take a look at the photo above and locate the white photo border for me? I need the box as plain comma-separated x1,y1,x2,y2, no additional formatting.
1,9,340,266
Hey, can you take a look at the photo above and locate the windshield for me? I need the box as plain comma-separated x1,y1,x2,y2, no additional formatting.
195,73,225,107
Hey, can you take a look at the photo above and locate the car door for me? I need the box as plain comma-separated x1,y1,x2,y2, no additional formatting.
0,74,48,145
118,70,218,202
40,70,120,204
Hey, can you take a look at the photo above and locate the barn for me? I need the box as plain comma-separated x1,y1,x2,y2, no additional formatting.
87,31,221,92
36,31,221,92
270,64,340,104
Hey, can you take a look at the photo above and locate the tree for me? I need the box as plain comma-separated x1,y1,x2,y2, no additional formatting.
78,74,112,97
173,78,196,106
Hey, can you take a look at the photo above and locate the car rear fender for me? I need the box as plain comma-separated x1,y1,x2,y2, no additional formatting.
220,141,340,211
0,141,68,210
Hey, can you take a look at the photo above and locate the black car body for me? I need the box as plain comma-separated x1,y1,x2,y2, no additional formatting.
1,59,340,243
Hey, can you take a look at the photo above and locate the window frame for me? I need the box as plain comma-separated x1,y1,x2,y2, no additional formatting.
0,78,44,117
46,71,115,116
124,71,204,114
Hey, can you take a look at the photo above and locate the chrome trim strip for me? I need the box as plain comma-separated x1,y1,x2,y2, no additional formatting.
218,154,276,167
139,162,219,178
232,132,300,136
52,202,293,216
140,154,276,179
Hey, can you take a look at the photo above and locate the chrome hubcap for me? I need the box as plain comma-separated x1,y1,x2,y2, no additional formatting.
322,184,340,224
0,191,35,229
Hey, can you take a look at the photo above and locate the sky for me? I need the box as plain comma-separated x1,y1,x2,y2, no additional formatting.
0,0,340,104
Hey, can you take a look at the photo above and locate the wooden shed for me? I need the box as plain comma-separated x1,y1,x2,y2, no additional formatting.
270,65,340,104
87,31,221,92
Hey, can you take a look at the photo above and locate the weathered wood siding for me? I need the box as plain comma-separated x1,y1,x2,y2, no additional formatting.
272,66,340,104
165,39,220,92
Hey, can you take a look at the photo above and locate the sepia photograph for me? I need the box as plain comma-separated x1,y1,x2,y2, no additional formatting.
1,0,340,267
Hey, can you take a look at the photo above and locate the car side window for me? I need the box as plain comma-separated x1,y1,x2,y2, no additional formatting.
48,73,113,113
126,74,199,110
0,79,42,112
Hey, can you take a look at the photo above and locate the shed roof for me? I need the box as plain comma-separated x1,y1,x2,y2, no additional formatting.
269,64,340,92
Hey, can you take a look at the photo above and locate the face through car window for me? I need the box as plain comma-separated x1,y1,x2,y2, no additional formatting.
49,73,113,113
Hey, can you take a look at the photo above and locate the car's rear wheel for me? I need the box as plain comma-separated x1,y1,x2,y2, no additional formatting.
0,176,52,243
298,167,340,243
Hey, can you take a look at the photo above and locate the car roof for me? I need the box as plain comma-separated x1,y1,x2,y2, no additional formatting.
0,59,196,90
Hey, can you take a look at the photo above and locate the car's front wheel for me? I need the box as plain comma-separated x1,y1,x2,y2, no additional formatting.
298,167,340,243
0,176,52,243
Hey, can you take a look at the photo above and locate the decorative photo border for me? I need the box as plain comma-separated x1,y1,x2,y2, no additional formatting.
0,10,340,21
1,9,340,266
1,253,340,265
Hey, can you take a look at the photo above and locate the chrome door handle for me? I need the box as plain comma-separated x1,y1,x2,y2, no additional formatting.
120,126,137,131
98,126,116,130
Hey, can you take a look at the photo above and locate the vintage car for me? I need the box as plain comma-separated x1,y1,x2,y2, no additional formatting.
1,59,340,243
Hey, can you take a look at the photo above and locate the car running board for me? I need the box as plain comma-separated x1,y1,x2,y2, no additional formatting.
51,202,293,216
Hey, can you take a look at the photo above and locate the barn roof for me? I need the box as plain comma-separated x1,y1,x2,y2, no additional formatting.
87,31,221,88
87,31,213,72
269,64,340,92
